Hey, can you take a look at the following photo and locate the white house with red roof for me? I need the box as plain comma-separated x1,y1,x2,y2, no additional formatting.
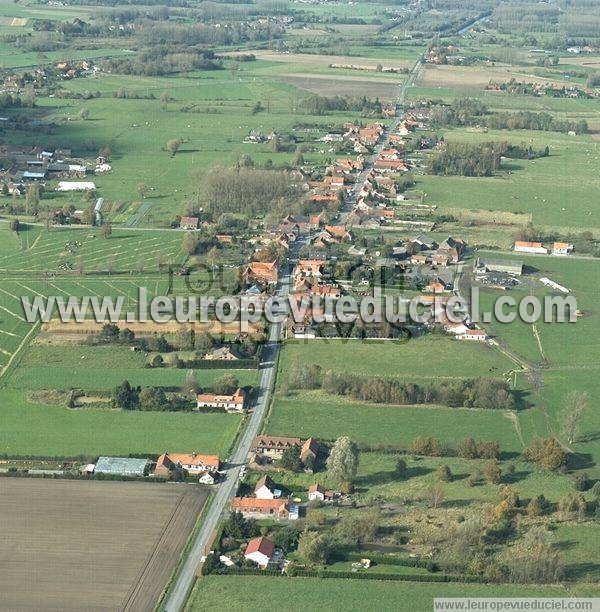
244,536,275,568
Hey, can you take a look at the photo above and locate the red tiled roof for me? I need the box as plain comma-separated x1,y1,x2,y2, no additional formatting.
245,536,275,558
196,388,245,405
155,452,220,471
232,497,288,512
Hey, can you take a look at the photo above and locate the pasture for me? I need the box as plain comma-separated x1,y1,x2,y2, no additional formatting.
265,391,523,455
416,128,600,231
474,255,600,472
0,478,208,612
0,63,380,226
186,576,592,612
0,388,240,457
9,344,259,391
0,225,185,273
279,336,514,381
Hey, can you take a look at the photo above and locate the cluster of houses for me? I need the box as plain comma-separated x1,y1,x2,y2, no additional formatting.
424,43,468,66
237,475,339,570
292,258,341,307
345,117,429,230
407,235,466,267
514,240,573,256
0,60,98,97
486,80,596,99
231,436,321,521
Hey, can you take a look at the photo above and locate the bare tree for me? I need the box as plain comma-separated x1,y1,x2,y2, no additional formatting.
560,391,588,445
166,138,183,157
427,484,445,509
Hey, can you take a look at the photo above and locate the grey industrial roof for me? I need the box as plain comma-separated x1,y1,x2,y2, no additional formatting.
95,456,149,476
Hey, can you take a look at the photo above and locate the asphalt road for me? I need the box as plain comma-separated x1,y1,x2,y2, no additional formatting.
162,264,293,612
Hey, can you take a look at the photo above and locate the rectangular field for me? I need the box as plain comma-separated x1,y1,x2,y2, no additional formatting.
186,576,594,612
0,478,209,612
0,388,240,457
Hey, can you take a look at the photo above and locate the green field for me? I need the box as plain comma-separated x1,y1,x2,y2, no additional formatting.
0,388,240,457
279,336,515,381
0,225,185,273
473,255,600,473
187,576,597,612
416,128,600,232
8,344,259,391
266,391,523,455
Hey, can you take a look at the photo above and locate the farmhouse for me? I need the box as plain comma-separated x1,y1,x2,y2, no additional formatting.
255,475,282,499
514,241,547,255
300,437,320,464
231,497,290,519
94,456,149,477
203,346,240,361
296,259,326,277
457,329,487,342
196,388,246,412
153,452,220,477
373,159,409,173
253,435,301,458
244,536,275,568
180,216,199,230
426,278,448,293
438,237,465,263
552,242,573,256
411,235,438,251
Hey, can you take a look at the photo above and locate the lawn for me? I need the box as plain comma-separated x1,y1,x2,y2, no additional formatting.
0,388,240,458
186,576,594,612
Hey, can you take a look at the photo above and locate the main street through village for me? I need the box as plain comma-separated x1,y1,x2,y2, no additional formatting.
163,58,424,612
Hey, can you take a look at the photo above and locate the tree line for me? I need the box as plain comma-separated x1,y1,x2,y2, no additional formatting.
287,365,515,410
429,98,588,134
299,95,384,116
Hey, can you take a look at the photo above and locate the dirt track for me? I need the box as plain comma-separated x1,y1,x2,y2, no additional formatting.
0,479,208,611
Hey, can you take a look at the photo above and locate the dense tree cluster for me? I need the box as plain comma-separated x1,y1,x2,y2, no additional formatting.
487,111,588,135
522,437,568,471
430,142,503,177
102,49,221,76
202,165,304,218
299,95,383,116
